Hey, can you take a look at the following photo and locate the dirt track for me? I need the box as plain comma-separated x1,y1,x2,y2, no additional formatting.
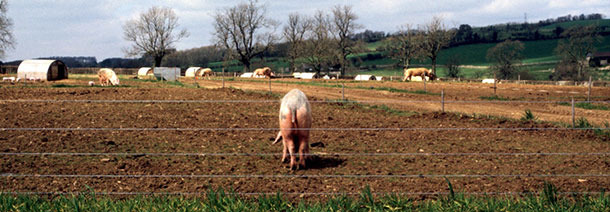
0,82,608,199
190,78,610,126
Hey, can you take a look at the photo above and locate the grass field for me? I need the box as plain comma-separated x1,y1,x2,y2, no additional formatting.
2,185,609,211
539,19,610,32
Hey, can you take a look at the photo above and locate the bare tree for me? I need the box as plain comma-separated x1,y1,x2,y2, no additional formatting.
383,24,422,69
0,0,15,58
123,6,188,67
303,11,338,74
420,16,455,74
486,40,524,79
554,25,602,80
332,5,362,75
283,13,311,73
214,0,278,72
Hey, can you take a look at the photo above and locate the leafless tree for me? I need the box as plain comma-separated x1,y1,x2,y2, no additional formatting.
554,25,602,80
214,0,278,72
0,0,15,58
283,13,311,73
123,6,188,67
420,16,455,74
303,11,337,74
332,5,362,75
383,24,422,69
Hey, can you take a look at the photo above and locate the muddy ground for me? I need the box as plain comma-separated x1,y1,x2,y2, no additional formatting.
0,78,608,200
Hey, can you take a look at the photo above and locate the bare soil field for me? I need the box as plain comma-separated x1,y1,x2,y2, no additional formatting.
0,78,608,200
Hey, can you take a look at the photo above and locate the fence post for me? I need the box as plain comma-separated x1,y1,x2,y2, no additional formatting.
572,97,576,128
423,75,427,92
268,77,271,93
441,89,445,113
222,68,225,89
342,83,345,101
24,74,26,86
494,74,498,96
587,76,593,102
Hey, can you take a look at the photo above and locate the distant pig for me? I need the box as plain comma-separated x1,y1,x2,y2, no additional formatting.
98,68,119,86
273,89,312,170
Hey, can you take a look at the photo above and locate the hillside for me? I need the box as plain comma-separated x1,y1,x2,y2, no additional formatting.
352,18,610,80
204,18,610,80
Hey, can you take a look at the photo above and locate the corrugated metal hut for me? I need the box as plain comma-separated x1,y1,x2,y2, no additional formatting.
17,60,68,81
293,72,318,79
153,67,180,81
137,67,154,79
354,75,376,81
185,67,203,77
240,72,254,78
240,72,266,78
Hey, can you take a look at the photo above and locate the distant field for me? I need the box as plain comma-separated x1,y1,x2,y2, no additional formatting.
365,40,384,51
434,36,610,66
539,19,610,31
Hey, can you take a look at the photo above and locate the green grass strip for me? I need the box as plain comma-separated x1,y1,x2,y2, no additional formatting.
1,187,607,211
558,102,610,111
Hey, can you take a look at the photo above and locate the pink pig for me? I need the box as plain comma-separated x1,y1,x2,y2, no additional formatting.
273,89,312,170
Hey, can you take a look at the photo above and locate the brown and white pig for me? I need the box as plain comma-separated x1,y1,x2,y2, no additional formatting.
253,67,275,78
98,68,119,86
272,89,312,170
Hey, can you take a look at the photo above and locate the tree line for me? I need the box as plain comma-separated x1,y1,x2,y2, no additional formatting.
0,0,604,81
450,13,606,46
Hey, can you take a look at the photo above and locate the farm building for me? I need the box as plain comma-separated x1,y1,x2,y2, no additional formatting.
185,67,203,77
17,60,68,81
355,75,378,81
482,78,499,84
153,67,180,81
240,72,253,78
137,67,154,79
293,72,319,79
240,72,266,78
588,52,610,67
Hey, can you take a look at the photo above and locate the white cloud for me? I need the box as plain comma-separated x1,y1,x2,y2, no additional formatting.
549,0,607,8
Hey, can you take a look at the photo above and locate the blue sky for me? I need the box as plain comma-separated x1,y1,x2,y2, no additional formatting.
4,0,610,61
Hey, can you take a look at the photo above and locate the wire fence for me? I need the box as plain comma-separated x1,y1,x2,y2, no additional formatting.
1,127,608,131
0,191,604,196
2,152,608,157
2,97,608,129
1,91,608,197
0,99,608,104
2,174,608,178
